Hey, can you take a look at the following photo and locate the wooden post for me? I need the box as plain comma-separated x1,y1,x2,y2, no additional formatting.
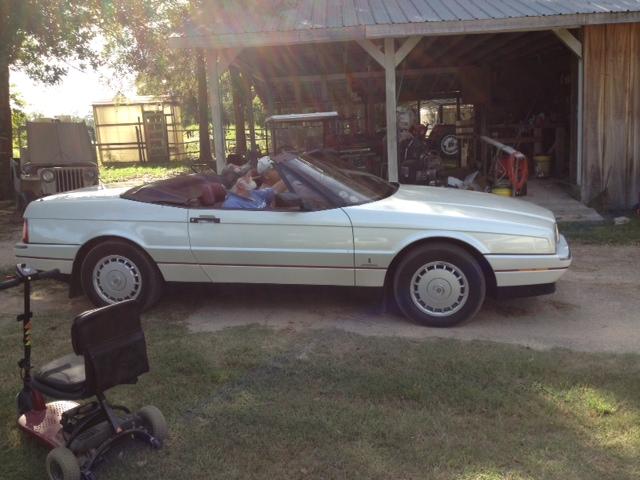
384,38,398,182
577,56,584,187
230,65,246,155
357,36,421,182
205,49,239,172
247,85,257,152
205,51,226,172
553,28,584,186
196,50,212,162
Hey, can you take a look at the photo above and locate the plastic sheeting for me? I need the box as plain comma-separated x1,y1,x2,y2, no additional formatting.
583,23,640,209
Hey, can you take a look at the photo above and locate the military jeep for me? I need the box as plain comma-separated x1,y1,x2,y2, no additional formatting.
12,120,99,210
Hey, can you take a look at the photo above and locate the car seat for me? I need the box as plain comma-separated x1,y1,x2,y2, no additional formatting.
199,182,227,208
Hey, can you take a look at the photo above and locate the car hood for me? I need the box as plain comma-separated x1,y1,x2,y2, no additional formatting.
389,185,555,222
344,185,556,238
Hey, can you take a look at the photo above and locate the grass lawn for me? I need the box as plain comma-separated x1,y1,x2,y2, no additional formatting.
99,162,192,185
560,216,640,245
1,300,639,480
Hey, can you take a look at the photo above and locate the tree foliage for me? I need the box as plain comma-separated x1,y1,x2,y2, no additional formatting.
0,0,109,198
0,1,107,82
9,87,26,156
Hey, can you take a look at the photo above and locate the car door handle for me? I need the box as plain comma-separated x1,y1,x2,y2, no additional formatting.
190,215,221,224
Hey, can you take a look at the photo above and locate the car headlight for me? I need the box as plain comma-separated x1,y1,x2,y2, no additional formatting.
41,169,55,183
83,168,98,183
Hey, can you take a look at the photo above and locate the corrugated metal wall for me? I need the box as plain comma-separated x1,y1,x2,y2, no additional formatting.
583,23,640,209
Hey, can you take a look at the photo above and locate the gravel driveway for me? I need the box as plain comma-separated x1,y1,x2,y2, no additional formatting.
184,244,640,353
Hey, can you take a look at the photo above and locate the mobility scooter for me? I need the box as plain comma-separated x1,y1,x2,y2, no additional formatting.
0,264,167,480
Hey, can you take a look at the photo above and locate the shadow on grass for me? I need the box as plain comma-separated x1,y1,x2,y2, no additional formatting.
1,298,638,480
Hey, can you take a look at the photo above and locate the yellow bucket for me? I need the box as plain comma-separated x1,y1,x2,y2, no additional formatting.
492,186,513,197
534,155,552,178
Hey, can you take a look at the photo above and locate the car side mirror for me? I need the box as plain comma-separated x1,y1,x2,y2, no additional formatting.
275,192,304,210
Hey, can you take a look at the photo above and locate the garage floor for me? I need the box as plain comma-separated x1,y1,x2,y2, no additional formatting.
524,179,604,222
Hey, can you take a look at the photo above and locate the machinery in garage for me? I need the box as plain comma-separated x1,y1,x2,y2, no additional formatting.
265,111,383,175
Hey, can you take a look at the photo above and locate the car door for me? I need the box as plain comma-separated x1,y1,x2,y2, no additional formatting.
187,206,355,286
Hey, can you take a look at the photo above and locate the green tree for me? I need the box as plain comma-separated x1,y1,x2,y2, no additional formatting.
108,0,270,160
0,0,108,199
10,87,27,157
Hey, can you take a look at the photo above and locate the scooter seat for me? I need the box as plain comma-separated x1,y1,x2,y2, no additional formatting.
34,353,85,395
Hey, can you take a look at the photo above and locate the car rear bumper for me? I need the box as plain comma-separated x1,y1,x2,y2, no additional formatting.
14,243,76,274
485,234,571,287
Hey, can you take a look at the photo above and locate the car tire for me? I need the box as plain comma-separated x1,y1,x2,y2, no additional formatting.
80,240,163,310
393,242,486,327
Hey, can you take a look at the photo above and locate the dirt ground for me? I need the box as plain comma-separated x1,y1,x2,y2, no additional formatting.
1,211,638,353
181,243,640,353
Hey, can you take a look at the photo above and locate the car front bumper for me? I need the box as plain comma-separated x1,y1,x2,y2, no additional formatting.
485,234,572,287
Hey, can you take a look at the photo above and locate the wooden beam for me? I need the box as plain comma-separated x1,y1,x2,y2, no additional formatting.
356,39,385,68
468,33,528,63
424,35,469,63
394,36,422,67
218,48,240,71
455,35,513,59
477,33,537,61
553,28,583,58
497,40,563,64
266,66,460,84
405,36,441,67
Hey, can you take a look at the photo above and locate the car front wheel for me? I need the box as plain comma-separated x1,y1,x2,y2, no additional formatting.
393,242,486,327
80,240,163,310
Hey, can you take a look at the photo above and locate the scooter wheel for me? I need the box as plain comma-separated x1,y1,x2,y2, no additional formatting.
137,405,168,444
46,447,81,480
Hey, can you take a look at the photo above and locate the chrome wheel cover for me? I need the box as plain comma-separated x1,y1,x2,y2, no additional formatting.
410,261,469,317
92,255,142,303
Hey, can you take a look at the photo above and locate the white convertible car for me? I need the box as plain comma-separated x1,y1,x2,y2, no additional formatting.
15,153,571,327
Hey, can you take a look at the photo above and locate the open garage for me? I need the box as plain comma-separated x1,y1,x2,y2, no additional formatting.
171,0,640,210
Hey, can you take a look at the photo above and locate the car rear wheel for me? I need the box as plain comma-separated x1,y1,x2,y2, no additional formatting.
393,242,486,327
80,240,163,310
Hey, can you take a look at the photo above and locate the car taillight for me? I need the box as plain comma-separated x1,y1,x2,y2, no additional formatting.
22,220,29,244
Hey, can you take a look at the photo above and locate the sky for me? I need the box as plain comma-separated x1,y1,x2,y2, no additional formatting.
11,65,137,118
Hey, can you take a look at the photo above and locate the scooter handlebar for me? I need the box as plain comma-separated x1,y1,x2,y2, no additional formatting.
0,276,22,291
29,269,60,281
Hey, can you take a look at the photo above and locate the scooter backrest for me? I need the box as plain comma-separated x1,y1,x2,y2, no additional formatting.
71,299,149,393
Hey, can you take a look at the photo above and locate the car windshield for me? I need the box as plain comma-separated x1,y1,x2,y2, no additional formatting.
281,153,397,207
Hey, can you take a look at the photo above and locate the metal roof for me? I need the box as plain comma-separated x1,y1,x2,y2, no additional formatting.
171,0,640,49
